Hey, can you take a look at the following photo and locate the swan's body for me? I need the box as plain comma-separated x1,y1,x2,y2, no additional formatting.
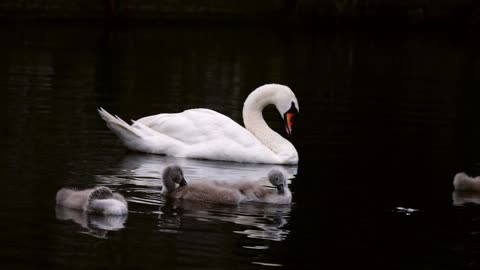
56,187,128,215
454,172,480,192
98,84,299,164
162,165,291,205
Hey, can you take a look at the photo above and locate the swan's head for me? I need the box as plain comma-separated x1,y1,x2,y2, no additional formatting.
269,84,299,137
244,84,300,136
163,165,187,192
268,169,288,194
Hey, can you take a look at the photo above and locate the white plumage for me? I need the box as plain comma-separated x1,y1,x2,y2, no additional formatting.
98,84,299,164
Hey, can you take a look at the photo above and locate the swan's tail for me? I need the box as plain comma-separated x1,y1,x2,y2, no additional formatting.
98,107,183,155
98,107,143,146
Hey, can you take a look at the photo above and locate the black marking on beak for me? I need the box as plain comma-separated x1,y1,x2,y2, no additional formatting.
276,184,285,195
284,102,299,137
179,177,187,187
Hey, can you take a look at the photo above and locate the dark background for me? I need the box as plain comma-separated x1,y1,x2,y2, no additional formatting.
0,0,479,28
2,2,480,270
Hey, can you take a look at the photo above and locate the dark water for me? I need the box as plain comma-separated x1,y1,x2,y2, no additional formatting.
2,24,480,269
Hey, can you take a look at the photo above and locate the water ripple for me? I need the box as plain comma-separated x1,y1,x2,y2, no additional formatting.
93,154,295,242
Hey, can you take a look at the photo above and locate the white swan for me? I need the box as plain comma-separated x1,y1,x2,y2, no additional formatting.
162,165,291,205
98,84,299,164
56,187,128,215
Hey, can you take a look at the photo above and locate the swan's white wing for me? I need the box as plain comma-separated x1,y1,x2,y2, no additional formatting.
134,109,259,147
100,108,286,163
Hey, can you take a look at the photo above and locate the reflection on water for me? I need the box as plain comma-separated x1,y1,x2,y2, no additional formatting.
393,206,420,216
452,190,480,206
96,153,297,187
55,206,128,238
2,24,480,269
94,153,294,241
158,197,291,241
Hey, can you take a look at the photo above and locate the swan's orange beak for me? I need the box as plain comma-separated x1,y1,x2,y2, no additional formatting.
284,101,299,137
285,112,295,136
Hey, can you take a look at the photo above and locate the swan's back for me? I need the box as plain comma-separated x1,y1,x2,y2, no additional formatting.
135,109,259,147
170,183,243,205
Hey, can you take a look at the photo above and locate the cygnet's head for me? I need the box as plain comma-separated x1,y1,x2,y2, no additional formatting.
268,169,287,194
162,165,187,192
88,187,114,202
86,187,128,215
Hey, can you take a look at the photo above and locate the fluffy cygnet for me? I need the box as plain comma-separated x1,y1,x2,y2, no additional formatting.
453,172,480,192
162,165,291,205
56,186,128,215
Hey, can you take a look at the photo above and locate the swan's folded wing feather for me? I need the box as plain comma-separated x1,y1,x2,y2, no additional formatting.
134,109,260,147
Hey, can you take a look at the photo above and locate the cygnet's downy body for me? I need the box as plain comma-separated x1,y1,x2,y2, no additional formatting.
453,172,480,192
56,186,128,215
162,165,291,205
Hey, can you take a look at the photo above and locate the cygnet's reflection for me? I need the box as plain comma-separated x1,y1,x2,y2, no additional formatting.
97,154,298,188
452,190,480,206
95,154,295,241
55,206,127,238
157,197,291,241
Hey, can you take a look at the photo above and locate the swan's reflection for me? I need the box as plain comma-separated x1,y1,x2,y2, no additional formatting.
452,190,480,206
157,197,291,241
55,206,127,238
97,154,298,187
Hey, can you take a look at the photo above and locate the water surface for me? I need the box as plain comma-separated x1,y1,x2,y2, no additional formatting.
1,24,480,269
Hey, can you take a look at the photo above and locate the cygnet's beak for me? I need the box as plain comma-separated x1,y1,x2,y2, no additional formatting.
276,184,285,195
179,177,187,187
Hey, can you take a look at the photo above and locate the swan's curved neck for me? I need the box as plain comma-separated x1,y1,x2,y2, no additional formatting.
242,86,297,163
